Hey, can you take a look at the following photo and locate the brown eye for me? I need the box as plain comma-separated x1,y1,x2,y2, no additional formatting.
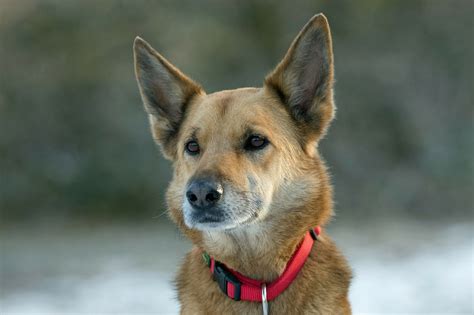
185,140,200,155
245,135,268,151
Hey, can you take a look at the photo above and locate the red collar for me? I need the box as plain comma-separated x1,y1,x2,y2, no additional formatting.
203,226,321,302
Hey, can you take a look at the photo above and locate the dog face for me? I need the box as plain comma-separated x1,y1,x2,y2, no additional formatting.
134,14,335,235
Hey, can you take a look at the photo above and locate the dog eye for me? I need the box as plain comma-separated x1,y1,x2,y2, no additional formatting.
245,135,268,151
185,140,200,155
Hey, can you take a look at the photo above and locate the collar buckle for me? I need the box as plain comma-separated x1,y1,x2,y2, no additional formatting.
213,261,241,301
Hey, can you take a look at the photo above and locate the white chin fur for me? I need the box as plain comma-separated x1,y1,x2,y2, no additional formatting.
192,221,240,231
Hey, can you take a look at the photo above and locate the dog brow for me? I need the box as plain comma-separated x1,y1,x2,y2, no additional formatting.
187,127,200,140
243,125,268,138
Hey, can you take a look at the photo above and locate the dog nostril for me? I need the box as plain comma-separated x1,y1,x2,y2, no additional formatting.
206,191,220,202
187,191,198,202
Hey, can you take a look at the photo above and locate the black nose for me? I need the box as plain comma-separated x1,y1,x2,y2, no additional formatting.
186,179,223,210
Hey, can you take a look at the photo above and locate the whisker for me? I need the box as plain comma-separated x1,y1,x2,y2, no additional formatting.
152,209,168,219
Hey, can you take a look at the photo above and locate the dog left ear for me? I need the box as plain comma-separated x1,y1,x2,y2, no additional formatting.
265,14,335,142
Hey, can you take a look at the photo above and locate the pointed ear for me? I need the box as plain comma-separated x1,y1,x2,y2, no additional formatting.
134,37,204,159
265,14,335,142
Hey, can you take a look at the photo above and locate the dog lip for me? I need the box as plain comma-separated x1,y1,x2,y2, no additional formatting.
190,208,260,230
191,211,225,223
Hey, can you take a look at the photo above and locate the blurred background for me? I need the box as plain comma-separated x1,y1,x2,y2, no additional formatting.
0,0,472,314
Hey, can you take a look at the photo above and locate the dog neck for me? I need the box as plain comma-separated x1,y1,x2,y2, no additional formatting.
201,218,310,282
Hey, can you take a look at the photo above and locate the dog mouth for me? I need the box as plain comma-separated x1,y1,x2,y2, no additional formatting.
183,203,261,231
192,211,225,224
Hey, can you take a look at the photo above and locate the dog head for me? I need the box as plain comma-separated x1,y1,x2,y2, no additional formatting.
134,14,335,238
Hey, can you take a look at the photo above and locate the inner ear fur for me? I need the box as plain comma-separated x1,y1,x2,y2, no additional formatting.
265,14,335,142
134,37,204,159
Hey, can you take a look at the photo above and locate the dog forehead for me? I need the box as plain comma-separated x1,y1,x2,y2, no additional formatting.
202,88,261,115
184,88,284,134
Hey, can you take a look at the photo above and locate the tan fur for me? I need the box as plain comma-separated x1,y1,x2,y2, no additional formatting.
134,13,351,314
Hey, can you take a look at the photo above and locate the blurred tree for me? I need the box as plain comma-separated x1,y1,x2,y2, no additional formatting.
0,0,472,224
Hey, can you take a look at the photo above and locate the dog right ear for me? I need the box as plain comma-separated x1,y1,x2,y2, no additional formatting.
134,37,204,160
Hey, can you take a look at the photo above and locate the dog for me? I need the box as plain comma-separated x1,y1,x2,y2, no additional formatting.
133,13,351,314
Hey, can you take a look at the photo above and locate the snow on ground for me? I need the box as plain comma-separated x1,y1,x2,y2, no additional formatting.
1,220,472,314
